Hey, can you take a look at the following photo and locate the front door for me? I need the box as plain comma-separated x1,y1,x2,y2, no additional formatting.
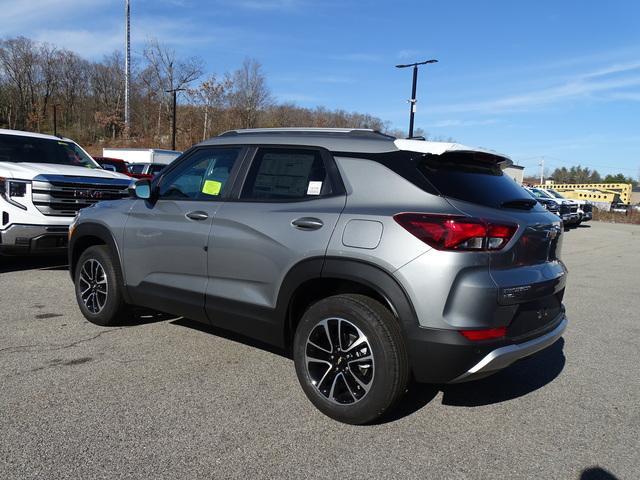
122,146,244,321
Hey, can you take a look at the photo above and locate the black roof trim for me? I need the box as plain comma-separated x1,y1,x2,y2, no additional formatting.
218,128,396,141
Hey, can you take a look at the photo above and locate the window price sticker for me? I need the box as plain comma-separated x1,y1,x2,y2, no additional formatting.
307,181,322,195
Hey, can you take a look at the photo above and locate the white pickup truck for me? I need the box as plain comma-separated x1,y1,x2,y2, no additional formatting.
0,129,131,255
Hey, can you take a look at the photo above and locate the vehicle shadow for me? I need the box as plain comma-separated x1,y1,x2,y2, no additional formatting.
0,254,68,273
440,338,565,407
169,317,565,423
124,309,180,326
580,467,619,480
170,318,290,359
378,338,565,423
577,224,592,229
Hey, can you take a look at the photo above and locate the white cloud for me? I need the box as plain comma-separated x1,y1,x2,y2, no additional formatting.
217,0,303,10
275,92,320,103
1,0,111,31
430,62,640,115
329,53,382,63
606,91,640,102
314,75,355,84
430,118,499,128
397,49,421,60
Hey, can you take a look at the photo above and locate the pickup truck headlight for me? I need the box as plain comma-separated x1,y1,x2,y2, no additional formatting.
0,177,30,210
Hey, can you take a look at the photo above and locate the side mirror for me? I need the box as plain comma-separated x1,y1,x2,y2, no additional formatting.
129,179,152,200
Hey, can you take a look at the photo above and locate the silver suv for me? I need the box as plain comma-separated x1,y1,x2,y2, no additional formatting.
69,128,568,424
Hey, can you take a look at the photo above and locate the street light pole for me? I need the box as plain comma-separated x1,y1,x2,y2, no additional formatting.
124,0,131,136
395,59,438,138
165,88,185,150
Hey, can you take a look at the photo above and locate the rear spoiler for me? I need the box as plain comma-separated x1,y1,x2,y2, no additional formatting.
394,139,513,168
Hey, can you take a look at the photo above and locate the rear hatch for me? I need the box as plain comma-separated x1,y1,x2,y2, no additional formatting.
416,150,566,339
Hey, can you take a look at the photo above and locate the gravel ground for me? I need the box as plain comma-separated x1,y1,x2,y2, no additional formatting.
1,221,639,479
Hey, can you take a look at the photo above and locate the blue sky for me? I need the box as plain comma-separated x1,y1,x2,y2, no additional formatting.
2,0,639,177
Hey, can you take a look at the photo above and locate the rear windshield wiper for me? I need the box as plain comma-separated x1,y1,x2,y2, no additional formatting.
500,198,537,210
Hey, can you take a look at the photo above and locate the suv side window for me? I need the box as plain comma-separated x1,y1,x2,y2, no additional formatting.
241,147,332,201
159,147,242,200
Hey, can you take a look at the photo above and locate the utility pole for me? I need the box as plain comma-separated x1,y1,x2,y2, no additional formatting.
395,59,438,138
52,104,60,136
165,88,185,150
539,157,545,185
124,0,131,136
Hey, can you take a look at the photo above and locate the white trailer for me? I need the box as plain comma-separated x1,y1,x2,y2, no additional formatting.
101,148,181,166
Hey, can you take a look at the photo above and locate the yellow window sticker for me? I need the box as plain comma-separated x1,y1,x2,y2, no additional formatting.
202,180,222,196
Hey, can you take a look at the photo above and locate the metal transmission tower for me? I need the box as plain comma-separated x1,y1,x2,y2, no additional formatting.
124,0,131,135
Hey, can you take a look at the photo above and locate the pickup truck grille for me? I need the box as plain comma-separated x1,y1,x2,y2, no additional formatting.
569,204,578,213
559,204,571,215
582,203,593,213
32,175,130,217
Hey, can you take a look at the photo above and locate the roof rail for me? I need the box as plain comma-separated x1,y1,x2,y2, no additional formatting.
219,128,396,140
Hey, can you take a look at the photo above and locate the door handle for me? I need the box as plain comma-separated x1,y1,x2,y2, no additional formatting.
292,217,323,230
186,211,209,221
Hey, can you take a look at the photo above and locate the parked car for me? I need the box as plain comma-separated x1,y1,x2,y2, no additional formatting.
611,202,630,213
127,162,167,179
527,187,579,228
525,189,560,216
0,129,132,255
94,156,132,176
538,187,592,222
69,128,568,424
102,148,180,178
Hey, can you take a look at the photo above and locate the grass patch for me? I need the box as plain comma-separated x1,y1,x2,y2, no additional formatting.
593,209,640,224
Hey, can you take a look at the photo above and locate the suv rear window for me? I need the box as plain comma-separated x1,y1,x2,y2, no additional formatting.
417,152,531,209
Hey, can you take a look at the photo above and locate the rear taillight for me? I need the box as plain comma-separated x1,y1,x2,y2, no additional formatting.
459,327,507,341
394,213,517,251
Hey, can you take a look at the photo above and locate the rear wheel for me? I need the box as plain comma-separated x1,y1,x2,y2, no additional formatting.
74,245,130,326
293,294,409,424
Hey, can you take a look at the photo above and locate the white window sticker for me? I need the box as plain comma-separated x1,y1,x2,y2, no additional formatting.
307,181,322,195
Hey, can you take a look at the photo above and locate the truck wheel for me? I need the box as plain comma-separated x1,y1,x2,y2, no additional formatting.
74,245,130,326
293,294,409,425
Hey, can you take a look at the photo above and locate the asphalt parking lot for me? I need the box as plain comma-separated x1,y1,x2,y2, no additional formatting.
1,221,639,480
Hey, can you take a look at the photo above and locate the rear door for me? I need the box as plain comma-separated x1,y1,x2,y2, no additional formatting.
205,146,346,342
122,146,244,321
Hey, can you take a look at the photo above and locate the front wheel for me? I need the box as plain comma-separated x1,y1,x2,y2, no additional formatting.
74,245,130,326
293,294,409,424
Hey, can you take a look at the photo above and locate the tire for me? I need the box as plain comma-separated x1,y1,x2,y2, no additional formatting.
293,294,409,424
74,245,130,326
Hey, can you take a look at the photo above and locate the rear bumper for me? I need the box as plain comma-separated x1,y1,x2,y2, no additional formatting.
0,223,69,254
449,315,567,383
406,312,567,384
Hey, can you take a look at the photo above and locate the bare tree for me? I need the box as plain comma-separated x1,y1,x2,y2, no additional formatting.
189,74,231,140
0,35,391,150
57,50,90,131
229,58,272,128
143,39,203,142
0,37,40,129
90,52,126,139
